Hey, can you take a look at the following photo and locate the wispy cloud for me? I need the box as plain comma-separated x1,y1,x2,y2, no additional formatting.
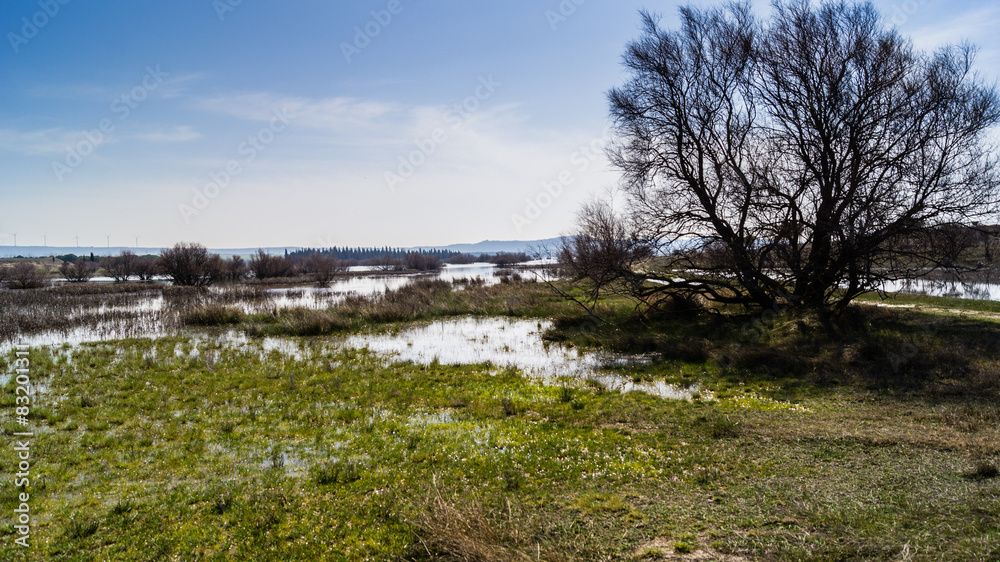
907,5,1000,53
192,93,400,129
133,126,202,143
156,72,208,100
0,128,81,155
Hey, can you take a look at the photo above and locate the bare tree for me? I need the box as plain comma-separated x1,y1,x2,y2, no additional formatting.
305,253,345,287
487,252,531,267
403,252,443,272
558,201,656,313
157,243,223,286
3,262,47,289
366,254,404,272
248,249,295,280
134,256,159,281
569,1,1000,312
102,250,137,282
59,260,97,283
225,255,249,282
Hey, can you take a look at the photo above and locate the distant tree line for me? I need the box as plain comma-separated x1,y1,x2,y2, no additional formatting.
288,247,463,262
1,244,535,290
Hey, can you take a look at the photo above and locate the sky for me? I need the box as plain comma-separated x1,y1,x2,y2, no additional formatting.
1,0,998,249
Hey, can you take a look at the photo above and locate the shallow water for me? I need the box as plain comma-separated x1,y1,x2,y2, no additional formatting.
343,317,702,400
882,278,1000,300
264,263,553,309
0,264,551,351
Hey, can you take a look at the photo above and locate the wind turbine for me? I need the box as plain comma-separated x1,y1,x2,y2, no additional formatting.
41,234,47,247
11,233,16,247
135,236,140,249
106,235,110,249
74,235,80,248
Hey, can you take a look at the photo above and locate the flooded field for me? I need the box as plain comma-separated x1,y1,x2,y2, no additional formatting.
5,263,997,403
882,277,1000,300
0,263,552,349
2,262,703,401
343,317,703,399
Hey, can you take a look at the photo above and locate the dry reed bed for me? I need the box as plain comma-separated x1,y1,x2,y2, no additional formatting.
0,283,279,344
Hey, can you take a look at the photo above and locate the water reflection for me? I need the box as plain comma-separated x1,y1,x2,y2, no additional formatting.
343,317,702,400
264,263,553,309
882,277,1000,300
0,263,553,350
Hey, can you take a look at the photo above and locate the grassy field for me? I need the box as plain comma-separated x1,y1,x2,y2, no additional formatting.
1,280,999,560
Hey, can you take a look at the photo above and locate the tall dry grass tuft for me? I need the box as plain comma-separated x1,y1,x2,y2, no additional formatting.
410,489,542,562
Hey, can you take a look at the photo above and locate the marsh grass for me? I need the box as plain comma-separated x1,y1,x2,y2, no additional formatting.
3,280,1000,559
410,488,542,562
2,336,998,560
181,303,245,326
1,274,566,346
0,282,275,344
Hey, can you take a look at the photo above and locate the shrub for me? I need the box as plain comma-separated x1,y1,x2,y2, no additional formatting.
59,260,97,283
249,249,296,279
157,243,224,286
134,256,159,280
403,252,443,271
3,262,47,289
102,250,137,282
304,253,345,287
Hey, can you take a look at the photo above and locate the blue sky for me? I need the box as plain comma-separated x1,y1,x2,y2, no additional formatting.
1,0,998,249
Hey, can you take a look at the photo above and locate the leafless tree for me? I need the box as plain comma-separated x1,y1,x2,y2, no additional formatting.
403,252,443,272
558,200,655,313
488,252,531,267
134,256,159,281
366,254,404,272
305,253,345,287
157,243,224,286
248,249,295,279
59,260,97,283
567,1,1000,312
102,250,137,282
225,255,249,282
3,262,47,289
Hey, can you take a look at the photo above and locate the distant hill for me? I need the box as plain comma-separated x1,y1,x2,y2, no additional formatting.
421,238,566,256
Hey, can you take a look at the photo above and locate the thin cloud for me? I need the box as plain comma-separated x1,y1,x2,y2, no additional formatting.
0,128,82,155
192,93,399,129
132,126,202,143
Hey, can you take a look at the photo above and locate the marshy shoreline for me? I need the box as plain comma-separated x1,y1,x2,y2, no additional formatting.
2,271,999,560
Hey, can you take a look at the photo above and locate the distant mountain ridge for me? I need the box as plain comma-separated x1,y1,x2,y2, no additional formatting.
416,238,566,256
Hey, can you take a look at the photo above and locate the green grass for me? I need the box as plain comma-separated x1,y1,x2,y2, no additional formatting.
0,326,998,560
209,278,587,339
2,279,1000,559
855,289,1000,314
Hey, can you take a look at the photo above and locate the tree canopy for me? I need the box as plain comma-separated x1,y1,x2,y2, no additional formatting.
565,0,1000,312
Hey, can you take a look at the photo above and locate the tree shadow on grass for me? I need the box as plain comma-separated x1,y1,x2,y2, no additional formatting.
546,303,1000,400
